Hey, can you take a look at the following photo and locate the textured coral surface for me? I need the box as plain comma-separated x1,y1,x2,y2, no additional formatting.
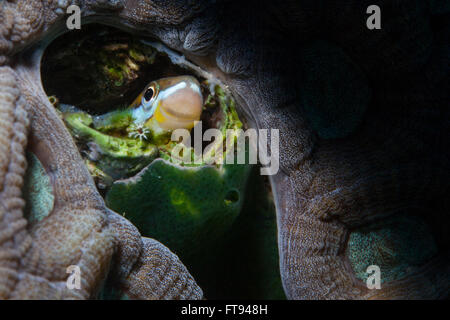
0,0,449,299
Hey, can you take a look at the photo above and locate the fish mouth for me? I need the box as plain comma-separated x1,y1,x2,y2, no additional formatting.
131,102,157,124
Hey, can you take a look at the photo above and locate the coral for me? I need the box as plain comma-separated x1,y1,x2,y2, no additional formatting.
0,0,448,300
106,158,251,260
128,123,150,141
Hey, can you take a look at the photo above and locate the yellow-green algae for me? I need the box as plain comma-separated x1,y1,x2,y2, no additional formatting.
42,25,159,115
64,111,158,180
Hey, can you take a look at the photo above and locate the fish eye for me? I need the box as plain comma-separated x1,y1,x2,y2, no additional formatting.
143,87,155,103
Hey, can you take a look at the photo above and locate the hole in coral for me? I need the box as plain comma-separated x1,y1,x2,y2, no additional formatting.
224,189,240,205
41,24,195,115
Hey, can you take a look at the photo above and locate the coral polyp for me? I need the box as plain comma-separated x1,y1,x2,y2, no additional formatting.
128,123,150,141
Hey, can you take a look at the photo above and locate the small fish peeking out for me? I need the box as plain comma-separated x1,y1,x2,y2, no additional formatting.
130,75,204,131
91,75,203,139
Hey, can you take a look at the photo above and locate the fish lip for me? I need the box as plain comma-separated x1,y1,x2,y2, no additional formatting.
132,101,158,125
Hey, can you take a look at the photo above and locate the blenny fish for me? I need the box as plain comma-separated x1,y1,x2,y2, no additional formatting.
92,75,203,138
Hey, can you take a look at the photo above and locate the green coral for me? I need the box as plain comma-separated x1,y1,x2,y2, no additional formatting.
106,158,251,259
195,168,286,299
